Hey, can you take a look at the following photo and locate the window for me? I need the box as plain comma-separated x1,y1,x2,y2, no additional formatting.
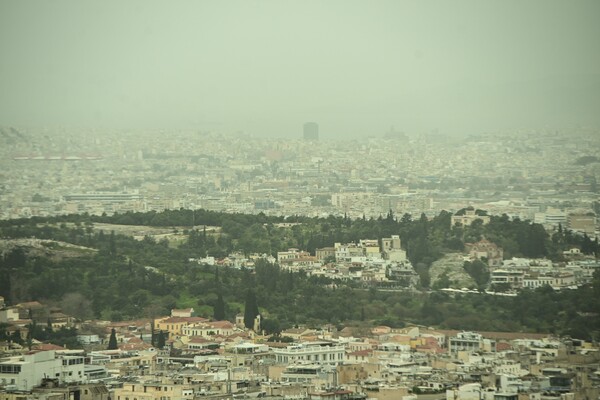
0,365,22,374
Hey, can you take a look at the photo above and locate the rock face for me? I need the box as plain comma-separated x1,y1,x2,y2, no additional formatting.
0,238,96,261
429,253,476,289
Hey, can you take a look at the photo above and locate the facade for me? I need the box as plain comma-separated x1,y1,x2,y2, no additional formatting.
171,308,194,318
0,308,19,323
154,316,208,337
381,235,407,261
316,247,336,261
281,364,333,385
359,239,381,258
386,262,419,286
334,243,365,261
277,248,312,263
0,351,85,391
567,212,596,235
63,191,143,202
303,122,319,141
522,272,576,289
182,321,236,338
491,270,524,289
273,342,345,366
449,331,496,354
113,382,195,400
334,241,381,261
452,209,491,227
465,238,504,268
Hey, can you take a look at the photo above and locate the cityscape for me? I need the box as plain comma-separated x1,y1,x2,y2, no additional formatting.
1,1,600,400
2,125,599,224
1,124,599,400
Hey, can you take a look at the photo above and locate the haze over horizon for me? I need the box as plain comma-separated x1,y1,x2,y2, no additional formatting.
1,1,599,138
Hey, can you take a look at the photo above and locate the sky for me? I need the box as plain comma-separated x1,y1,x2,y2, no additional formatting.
1,1,599,138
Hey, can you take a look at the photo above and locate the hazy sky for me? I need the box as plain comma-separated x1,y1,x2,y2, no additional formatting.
1,1,599,138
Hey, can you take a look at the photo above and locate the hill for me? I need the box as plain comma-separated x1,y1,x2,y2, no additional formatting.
429,253,476,289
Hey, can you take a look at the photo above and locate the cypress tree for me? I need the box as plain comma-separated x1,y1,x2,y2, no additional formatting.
243,290,259,330
108,328,118,350
214,292,226,321
156,330,166,349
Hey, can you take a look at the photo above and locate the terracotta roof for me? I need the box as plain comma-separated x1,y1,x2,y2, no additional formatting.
496,342,513,351
16,301,44,309
208,320,234,329
159,316,208,324
189,336,211,343
348,349,372,356
33,343,66,351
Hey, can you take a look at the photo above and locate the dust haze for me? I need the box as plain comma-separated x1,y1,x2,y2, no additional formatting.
1,0,599,138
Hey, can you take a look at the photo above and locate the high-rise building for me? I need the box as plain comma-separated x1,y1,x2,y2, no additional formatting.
303,122,319,141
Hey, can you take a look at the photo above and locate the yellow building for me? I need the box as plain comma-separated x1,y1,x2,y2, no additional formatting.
113,383,195,400
154,316,208,337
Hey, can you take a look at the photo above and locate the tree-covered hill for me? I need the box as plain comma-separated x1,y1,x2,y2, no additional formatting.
0,209,599,340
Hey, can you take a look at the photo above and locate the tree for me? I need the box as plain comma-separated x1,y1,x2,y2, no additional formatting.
214,292,226,321
60,292,93,321
261,318,281,335
0,270,11,304
107,328,118,350
156,330,166,349
244,289,260,330
10,329,23,345
109,231,117,257
463,260,490,289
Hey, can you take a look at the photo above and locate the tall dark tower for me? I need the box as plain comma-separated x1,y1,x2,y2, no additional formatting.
303,122,319,141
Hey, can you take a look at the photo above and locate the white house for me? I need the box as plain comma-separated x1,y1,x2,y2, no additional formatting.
0,350,85,391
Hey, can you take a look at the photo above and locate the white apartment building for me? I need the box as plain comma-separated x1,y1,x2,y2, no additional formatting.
0,350,85,391
273,342,345,366
334,243,364,261
382,235,407,261
449,332,496,354
491,270,524,289
523,272,576,289
280,364,334,386
277,248,311,263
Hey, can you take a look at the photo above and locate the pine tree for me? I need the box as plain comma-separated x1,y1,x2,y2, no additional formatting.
107,328,118,350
